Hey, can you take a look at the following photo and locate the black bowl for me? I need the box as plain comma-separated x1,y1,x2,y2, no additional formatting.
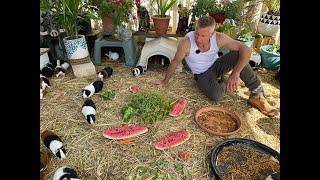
210,138,280,180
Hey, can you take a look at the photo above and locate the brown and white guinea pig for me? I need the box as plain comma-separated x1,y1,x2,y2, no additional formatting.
53,166,80,180
97,66,113,81
82,80,104,98
132,66,146,77
41,62,54,77
41,130,66,160
55,60,70,77
40,150,51,172
82,98,96,124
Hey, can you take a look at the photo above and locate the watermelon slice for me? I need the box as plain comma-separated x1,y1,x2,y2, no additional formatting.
129,85,139,94
169,98,188,117
154,130,191,150
103,125,148,140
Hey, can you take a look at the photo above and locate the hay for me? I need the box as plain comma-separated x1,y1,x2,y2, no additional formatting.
40,59,280,179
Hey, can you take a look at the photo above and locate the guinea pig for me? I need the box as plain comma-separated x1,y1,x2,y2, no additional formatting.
82,80,104,98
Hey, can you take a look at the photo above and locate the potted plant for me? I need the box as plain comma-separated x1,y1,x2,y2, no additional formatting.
191,0,224,23
236,26,255,48
222,0,243,24
257,0,280,36
215,22,236,38
42,0,97,77
90,0,134,33
191,0,243,24
152,0,178,35
260,43,280,70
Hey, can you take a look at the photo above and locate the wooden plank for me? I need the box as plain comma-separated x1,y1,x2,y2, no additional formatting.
133,31,185,38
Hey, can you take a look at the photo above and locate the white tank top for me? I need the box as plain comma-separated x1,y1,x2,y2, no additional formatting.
185,31,219,74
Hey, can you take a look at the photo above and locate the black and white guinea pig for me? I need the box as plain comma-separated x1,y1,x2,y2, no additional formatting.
82,80,104,98
41,130,66,160
41,62,54,77
53,166,80,180
97,66,113,80
82,98,96,124
40,76,51,90
132,66,146,77
265,172,280,180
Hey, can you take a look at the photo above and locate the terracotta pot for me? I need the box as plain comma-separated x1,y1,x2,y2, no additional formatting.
152,15,170,35
209,13,226,24
102,15,113,33
195,106,241,136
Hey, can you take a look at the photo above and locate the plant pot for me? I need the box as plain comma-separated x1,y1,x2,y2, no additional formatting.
63,35,89,60
102,15,113,33
237,37,255,48
152,15,171,35
260,45,280,70
63,35,96,77
257,13,280,37
40,48,50,70
194,106,241,136
209,13,226,24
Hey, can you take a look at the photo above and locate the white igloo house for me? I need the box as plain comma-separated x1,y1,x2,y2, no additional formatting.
136,37,183,72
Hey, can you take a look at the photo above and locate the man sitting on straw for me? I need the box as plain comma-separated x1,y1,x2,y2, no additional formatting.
152,16,278,117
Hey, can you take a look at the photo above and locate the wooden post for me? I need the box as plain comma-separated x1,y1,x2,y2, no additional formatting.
172,3,178,33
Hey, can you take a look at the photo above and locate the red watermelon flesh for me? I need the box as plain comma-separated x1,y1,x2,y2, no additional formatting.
129,85,139,94
169,98,188,117
154,130,191,150
103,125,148,140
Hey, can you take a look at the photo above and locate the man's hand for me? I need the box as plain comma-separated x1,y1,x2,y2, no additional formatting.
227,72,240,92
151,79,168,86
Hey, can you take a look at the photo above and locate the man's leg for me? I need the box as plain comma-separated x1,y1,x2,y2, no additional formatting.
196,51,278,116
196,69,226,102
209,51,262,93
196,51,254,102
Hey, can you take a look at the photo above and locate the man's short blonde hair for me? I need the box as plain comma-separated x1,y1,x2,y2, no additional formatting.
195,16,216,33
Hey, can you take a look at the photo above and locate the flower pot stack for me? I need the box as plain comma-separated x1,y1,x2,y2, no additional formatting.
257,13,280,37
63,35,96,78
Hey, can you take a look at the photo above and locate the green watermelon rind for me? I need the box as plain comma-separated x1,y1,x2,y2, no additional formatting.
103,125,148,140
154,130,191,150
169,99,188,117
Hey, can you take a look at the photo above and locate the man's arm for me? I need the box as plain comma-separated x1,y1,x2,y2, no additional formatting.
216,32,252,92
152,37,190,85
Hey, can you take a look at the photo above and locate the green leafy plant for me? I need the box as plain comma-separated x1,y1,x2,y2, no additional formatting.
191,0,221,18
167,174,174,180
152,159,167,169
263,0,280,16
100,90,115,100
254,33,263,39
175,163,193,180
121,91,171,124
136,166,149,174
191,0,242,23
216,23,234,34
223,0,243,23
268,43,280,54
90,0,134,28
40,0,96,38
236,26,254,42
155,0,179,17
